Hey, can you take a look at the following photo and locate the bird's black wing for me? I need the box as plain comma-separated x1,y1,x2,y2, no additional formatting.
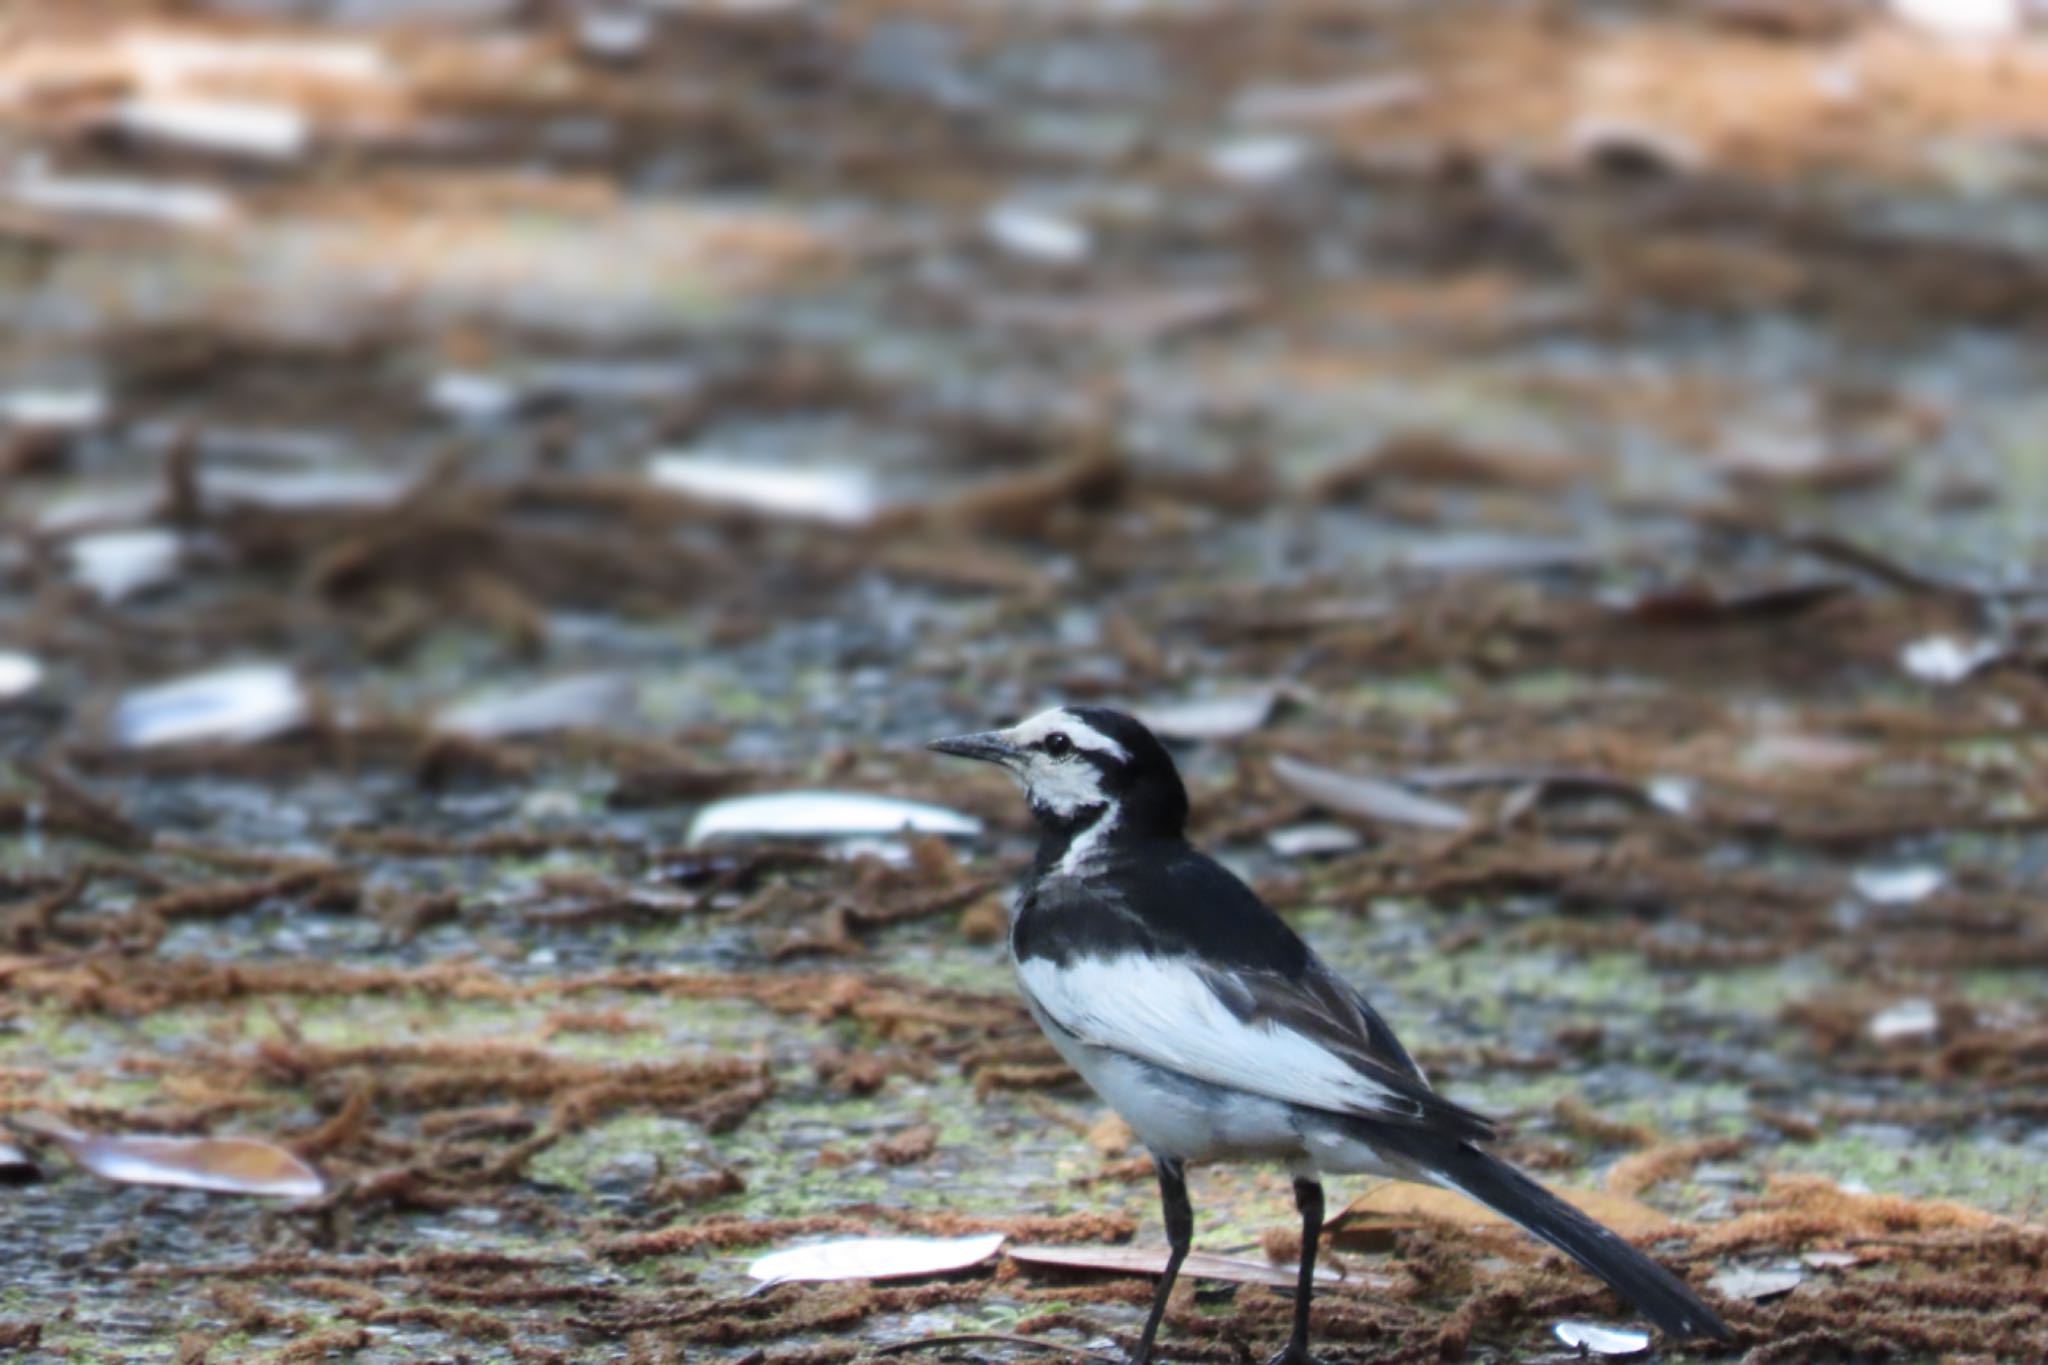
1014,842,1497,1143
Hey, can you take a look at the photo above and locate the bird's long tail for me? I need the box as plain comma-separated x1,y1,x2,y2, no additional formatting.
1395,1138,1730,1340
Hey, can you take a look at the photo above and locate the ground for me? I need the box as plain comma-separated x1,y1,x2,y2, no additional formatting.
1,1,2046,1362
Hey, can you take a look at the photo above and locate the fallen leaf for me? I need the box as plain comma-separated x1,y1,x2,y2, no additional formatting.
17,1115,322,1198
747,1233,1004,1284
1552,1320,1651,1357
1609,580,1851,627
111,663,308,749
1314,432,1593,498
1707,1265,1802,1301
1007,1243,1376,1290
1270,755,1470,831
687,792,981,845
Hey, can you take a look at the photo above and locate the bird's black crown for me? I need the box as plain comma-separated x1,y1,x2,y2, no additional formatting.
1053,706,1188,838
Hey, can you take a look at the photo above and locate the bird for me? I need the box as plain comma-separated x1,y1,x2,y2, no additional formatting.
928,704,1729,1365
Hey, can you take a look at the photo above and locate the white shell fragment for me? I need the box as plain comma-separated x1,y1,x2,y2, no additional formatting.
1231,73,1428,125
427,370,524,422
1270,755,1470,831
1869,997,1939,1045
1708,1265,1803,1301
15,1113,321,1198
983,202,1092,264
747,1233,1004,1284
123,32,390,85
435,673,639,738
1265,823,1364,858
40,1129,319,1198
0,387,109,431
649,454,881,526
1899,635,2001,684
1891,0,2024,41
1644,776,1696,817
1205,135,1309,185
1138,689,1280,742
687,792,981,846
111,664,307,749
113,96,310,162
578,9,654,61
6,163,235,228
199,467,412,511
1802,1250,1862,1269
0,1139,38,1180
0,652,46,703
1852,865,1945,905
1552,1320,1652,1357
68,528,182,603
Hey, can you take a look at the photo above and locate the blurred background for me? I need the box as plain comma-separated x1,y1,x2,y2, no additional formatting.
3,1,2047,1361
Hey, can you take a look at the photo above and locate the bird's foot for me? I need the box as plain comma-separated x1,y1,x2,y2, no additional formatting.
1261,1345,1327,1365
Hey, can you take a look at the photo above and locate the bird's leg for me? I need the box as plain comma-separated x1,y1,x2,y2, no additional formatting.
1130,1156,1192,1365
1264,1177,1326,1365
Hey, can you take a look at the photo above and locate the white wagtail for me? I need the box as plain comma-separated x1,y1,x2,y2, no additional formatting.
929,705,1729,1364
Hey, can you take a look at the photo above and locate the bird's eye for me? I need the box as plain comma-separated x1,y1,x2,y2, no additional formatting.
1042,732,1073,757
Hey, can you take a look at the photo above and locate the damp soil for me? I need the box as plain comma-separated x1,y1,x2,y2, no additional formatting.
2,2,2047,1363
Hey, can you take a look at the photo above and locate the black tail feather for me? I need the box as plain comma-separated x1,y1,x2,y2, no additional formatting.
1381,1138,1730,1340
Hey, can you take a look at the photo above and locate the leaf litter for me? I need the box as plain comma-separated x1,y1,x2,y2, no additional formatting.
1,0,2047,1361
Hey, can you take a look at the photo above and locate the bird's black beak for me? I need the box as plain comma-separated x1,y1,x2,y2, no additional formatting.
926,730,1022,766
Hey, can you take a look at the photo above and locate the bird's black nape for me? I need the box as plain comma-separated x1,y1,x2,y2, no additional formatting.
1062,706,1189,839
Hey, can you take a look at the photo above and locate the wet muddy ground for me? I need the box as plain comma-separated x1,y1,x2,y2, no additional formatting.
3,2,2047,1362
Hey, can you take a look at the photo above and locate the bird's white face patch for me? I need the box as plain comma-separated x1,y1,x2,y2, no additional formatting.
1007,708,1129,761
997,707,1126,818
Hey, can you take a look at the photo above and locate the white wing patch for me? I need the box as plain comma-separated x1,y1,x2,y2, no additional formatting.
1016,953,1401,1120
1007,707,1130,761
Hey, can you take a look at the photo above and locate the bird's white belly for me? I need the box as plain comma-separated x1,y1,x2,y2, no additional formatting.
1033,1009,1301,1160
1026,998,1415,1179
